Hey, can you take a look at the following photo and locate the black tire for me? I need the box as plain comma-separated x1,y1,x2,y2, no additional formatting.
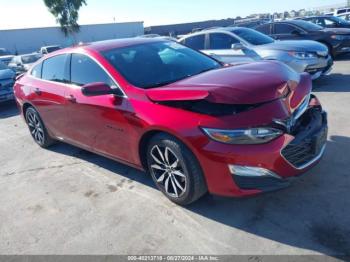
146,133,207,205
25,107,55,148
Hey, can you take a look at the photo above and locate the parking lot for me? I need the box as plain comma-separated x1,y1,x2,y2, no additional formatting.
0,56,349,256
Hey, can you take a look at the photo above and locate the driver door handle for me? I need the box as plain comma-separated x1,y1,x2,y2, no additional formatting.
65,94,77,103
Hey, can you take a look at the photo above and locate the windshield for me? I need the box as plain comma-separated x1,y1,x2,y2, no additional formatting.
231,28,274,45
331,16,350,25
102,41,221,89
0,61,8,70
290,20,323,31
21,54,42,64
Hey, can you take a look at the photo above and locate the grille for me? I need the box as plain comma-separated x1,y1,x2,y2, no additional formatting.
282,127,327,168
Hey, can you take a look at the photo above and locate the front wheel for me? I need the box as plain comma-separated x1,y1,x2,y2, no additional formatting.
25,107,55,148
147,133,207,205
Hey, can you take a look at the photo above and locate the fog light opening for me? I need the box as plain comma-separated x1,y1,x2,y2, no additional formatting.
229,165,282,179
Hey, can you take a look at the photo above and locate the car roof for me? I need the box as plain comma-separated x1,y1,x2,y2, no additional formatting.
301,16,334,19
42,45,60,48
182,26,246,35
263,20,311,27
79,37,168,52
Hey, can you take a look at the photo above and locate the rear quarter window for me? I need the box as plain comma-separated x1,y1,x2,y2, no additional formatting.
31,63,42,78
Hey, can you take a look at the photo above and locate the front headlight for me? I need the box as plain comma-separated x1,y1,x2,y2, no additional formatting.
201,127,283,145
289,51,317,59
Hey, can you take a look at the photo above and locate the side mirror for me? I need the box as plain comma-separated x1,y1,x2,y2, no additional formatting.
231,43,244,50
82,82,117,97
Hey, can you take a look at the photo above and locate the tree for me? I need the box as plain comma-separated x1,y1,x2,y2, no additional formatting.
43,0,87,36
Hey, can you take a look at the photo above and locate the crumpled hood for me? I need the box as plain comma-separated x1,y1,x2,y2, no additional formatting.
0,68,15,80
321,28,350,35
146,61,301,105
256,40,328,53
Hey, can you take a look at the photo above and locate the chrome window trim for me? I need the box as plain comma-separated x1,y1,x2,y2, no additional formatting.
28,52,128,98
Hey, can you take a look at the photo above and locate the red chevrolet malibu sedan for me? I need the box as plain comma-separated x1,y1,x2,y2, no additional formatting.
14,38,328,205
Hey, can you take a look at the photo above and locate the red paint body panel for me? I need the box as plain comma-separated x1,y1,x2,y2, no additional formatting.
160,61,299,104
14,39,325,197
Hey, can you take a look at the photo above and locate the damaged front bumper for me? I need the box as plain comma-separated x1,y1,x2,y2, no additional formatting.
196,94,328,197
231,108,328,193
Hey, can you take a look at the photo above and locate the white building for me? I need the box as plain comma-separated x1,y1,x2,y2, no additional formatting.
0,22,144,55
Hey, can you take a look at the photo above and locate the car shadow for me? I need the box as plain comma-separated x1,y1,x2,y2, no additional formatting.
47,135,350,257
48,142,156,189
0,100,19,119
313,73,350,92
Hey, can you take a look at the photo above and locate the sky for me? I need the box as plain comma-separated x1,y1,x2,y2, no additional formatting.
0,0,344,30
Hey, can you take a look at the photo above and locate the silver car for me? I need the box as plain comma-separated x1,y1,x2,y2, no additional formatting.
179,27,333,80
8,53,42,74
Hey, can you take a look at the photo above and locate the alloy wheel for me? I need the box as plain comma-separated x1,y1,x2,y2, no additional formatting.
26,110,45,145
149,145,187,198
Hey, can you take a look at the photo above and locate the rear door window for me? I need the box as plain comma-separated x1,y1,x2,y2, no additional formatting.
208,33,239,49
275,23,299,34
324,18,337,27
182,34,205,50
256,24,272,35
42,54,70,83
315,18,326,27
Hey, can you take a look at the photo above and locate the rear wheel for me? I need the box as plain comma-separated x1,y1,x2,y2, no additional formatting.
25,107,55,148
146,133,207,205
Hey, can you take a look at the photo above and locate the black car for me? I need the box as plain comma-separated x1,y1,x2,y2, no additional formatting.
255,20,350,57
299,16,350,29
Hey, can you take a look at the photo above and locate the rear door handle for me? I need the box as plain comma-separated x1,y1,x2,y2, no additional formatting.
34,88,41,95
65,94,77,103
